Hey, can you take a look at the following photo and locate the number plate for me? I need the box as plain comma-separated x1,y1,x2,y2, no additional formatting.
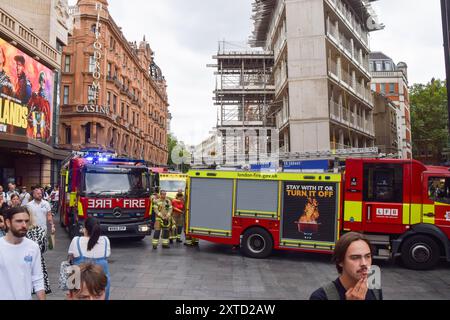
108,226,127,232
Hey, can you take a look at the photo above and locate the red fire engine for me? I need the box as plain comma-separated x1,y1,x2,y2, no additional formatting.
59,151,152,240
185,158,450,270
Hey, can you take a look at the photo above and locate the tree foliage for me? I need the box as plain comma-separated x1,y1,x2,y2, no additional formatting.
167,134,191,172
410,79,448,161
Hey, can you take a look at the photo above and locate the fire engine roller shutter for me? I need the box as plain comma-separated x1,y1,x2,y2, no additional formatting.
188,178,233,237
235,180,278,218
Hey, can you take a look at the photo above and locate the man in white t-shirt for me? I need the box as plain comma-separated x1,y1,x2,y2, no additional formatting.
26,188,55,234
0,207,46,300
20,186,32,206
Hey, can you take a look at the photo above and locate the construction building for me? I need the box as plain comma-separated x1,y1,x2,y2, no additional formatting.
369,51,411,159
209,41,276,165
250,0,383,154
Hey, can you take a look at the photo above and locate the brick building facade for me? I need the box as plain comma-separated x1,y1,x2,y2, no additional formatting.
59,0,169,165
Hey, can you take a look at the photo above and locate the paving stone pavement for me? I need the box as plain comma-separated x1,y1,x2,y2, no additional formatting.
43,218,450,300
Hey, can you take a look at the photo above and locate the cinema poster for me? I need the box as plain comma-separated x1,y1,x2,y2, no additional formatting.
0,37,54,144
282,182,339,243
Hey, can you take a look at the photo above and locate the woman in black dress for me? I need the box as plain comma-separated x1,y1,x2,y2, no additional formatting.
26,208,51,294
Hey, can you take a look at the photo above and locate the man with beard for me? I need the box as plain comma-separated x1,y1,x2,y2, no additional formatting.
14,55,31,105
309,232,383,300
0,206,46,300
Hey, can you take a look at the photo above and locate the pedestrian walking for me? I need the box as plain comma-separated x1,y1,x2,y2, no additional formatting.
0,193,8,214
49,185,59,215
0,206,46,300
26,188,55,235
0,185,5,199
43,186,51,202
68,217,111,300
26,208,51,294
152,190,173,249
9,194,21,208
309,232,383,300
5,183,19,204
0,213,5,238
171,192,185,243
19,186,32,206
66,263,108,300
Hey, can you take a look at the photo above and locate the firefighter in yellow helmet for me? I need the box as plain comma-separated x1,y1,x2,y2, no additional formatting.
152,190,173,249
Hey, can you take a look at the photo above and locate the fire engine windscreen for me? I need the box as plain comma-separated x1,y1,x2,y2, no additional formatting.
84,168,150,196
160,180,186,192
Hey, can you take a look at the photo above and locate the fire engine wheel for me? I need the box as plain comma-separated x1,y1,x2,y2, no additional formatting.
242,227,273,259
401,235,440,270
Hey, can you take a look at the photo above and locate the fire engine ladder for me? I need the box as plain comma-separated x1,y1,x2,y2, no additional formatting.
278,147,380,162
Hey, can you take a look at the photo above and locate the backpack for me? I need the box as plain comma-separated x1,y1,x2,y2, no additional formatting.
323,282,382,300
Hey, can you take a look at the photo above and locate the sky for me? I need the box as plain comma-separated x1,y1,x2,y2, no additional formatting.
68,0,446,146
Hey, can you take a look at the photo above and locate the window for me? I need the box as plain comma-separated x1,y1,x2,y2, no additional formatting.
363,163,403,203
91,24,100,34
65,126,71,144
88,56,95,73
88,86,96,103
56,39,64,53
428,177,450,204
384,61,392,71
389,83,395,94
107,63,112,78
64,56,71,73
121,102,125,118
109,37,115,50
63,86,69,105
107,92,111,109
380,83,386,95
113,95,117,114
371,83,376,91
375,62,382,72
85,123,91,144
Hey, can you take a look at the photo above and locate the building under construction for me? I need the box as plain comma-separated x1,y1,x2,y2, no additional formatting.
209,41,276,165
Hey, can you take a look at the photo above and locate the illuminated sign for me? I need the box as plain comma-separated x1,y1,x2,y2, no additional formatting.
0,37,55,144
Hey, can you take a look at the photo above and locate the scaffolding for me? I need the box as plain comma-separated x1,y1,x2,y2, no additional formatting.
209,41,276,165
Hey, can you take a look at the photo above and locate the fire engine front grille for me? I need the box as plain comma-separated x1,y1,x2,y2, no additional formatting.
86,209,147,224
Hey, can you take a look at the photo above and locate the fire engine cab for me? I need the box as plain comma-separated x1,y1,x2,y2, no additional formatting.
185,158,450,270
59,151,152,240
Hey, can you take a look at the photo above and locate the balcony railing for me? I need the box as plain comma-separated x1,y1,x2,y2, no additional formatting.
0,8,60,67
328,58,338,77
329,60,373,107
330,100,374,135
326,22,370,76
326,0,369,48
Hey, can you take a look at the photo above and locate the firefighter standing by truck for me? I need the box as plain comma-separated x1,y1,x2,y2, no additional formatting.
152,190,173,249
171,192,185,243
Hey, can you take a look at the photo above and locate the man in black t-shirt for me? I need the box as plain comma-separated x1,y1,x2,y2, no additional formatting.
310,232,383,300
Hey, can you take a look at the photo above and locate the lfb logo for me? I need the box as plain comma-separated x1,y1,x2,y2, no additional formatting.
376,208,399,218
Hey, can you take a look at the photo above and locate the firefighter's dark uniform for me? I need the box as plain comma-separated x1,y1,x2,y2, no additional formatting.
152,197,173,249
